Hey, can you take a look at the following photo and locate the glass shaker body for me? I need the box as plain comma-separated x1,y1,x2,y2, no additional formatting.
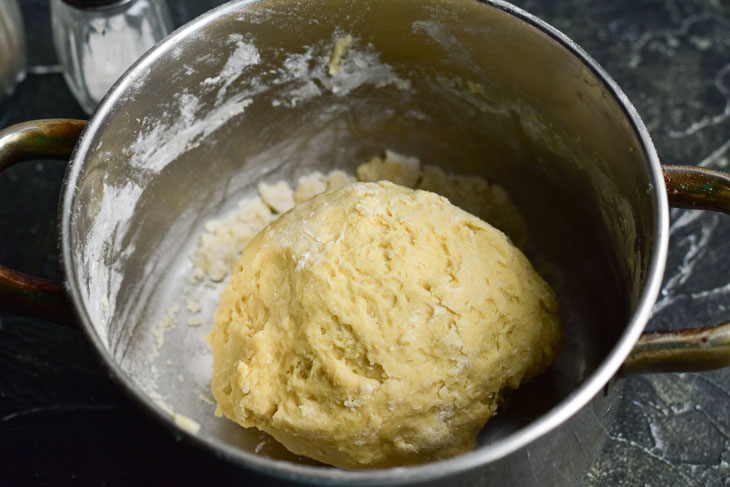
50,0,172,114
0,0,27,100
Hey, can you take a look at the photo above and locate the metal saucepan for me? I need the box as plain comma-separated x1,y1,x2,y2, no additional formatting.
2,0,730,485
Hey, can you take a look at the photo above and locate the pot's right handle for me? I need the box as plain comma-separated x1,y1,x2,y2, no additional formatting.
621,165,730,375
0,119,86,326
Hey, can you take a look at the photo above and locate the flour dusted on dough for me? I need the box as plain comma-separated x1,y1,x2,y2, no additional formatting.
209,181,561,469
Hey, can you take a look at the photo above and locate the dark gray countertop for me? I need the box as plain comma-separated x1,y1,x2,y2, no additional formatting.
1,0,729,485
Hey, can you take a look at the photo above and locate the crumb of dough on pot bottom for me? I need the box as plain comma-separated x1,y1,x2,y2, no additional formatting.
208,181,562,469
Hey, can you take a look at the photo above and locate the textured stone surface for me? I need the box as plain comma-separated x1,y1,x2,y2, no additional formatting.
1,0,729,485
510,1,730,484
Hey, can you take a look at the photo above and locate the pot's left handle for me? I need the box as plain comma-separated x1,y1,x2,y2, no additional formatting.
621,165,730,375
0,119,86,326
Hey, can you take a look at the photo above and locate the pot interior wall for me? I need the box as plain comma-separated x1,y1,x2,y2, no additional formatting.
68,0,656,466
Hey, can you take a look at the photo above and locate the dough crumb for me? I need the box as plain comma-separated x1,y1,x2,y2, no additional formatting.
258,180,295,214
323,169,355,190
191,196,276,282
294,171,327,203
174,413,201,434
357,150,421,188
188,317,202,327
328,35,353,76
293,169,356,203
198,393,215,405
186,299,201,314
467,80,485,95
152,303,180,354
186,267,205,283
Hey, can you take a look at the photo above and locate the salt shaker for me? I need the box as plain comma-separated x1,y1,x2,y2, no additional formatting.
50,0,173,114
0,0,26,101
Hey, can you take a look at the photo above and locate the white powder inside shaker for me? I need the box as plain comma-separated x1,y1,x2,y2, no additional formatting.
81,0,160,103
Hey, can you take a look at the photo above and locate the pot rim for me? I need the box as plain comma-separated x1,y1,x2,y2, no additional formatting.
59,0,669,484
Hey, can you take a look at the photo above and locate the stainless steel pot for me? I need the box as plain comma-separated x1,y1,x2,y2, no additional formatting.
2,0,730,485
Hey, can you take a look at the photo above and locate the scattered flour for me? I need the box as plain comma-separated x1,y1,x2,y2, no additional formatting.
198,392,215,405
271,33,411,107
149,390,174,416
150,303,181,358
202,34,261,104
254,440,267,453
190,150,525,283
192,197,276,282
190,168,355,282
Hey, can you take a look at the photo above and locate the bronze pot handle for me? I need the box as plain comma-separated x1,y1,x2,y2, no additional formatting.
621,165,730,375
0,119,86,325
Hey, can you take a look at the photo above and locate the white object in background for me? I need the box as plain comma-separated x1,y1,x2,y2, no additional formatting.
0,0,26,100
50,0,172,114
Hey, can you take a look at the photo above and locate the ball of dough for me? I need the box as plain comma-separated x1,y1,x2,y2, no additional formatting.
209,181,561,469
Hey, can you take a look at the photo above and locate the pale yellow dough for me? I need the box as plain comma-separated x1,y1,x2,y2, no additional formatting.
209,181,561,469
